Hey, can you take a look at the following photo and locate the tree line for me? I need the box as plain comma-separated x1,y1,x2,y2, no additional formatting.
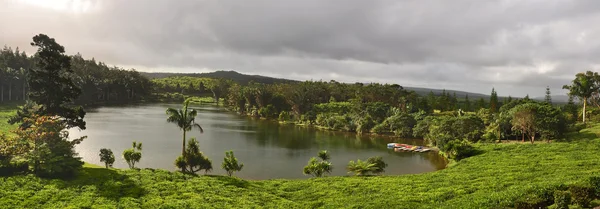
0,47,153,107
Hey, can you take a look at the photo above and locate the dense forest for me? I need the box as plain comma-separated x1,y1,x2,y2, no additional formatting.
0,47,152,106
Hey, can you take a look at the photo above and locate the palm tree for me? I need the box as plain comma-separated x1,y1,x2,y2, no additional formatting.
166,99,204,156
563,71,600,123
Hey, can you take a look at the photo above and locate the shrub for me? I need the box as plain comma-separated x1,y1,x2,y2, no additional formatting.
553,190,571,209
366,156,387,175
175,138,212,174
444,140,476,160
303,150,332,177
15,116,84,178
347,159,376,176
99,148,115,168
123,142,142,169
222,150,244,177
568,184,594,207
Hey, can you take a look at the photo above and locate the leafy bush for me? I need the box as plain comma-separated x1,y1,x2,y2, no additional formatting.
303,150,332,177
444,140,477,160
15,116,84,178
99,148,115,168
568,184,594,207
366,156,387,175
123,142,142,169
175,138,212,174
553,190,571,209
222,150,244,177
346,159,376,176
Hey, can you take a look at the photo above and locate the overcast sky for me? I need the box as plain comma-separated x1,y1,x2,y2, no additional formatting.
2,0,600,97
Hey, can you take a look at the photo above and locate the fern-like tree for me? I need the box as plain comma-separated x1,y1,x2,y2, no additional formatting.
367,156,387,175
347,159,376,176
222,150,244,177
347,156,387,176
166,99,204,156
99,148,115,168
303,150,332,177
123,142,142,169
175,138,212,174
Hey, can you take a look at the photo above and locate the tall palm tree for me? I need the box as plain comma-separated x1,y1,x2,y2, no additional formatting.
166,99,204,156
563,71,600,123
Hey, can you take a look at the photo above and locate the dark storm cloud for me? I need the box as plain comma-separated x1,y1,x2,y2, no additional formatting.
2,0,600,96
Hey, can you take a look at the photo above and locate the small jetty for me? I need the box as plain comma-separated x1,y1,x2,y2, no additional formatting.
387,143,431,152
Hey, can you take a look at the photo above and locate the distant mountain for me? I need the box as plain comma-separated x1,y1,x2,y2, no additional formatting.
532,95,571,104
403,87,490,100
144,70,565,102
141,70,297,85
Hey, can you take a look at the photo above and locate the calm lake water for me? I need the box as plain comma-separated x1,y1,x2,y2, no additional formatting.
69,103,446,180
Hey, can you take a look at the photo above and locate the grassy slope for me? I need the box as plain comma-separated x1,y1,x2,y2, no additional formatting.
1,105,600,208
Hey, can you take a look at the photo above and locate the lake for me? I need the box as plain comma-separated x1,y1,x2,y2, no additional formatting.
69,103,447,180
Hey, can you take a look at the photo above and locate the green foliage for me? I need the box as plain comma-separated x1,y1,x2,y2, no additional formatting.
346,159,376,176
452,114,485,142
365,102,391,123
355,115,376,134
175,138,212,174
371,113,416,137
14,116,84,178
313,102,352,114
258,104,276,118
303,150,332,177
568,184,594,207
444,140,477,160
123,142,142,169
221,150,243,177
23,34,86,130
366,156,387,175
99,148,115,169
553,190,571,209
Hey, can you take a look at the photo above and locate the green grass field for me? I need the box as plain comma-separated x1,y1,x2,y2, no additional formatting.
2,104,600,208
0,103,18,134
